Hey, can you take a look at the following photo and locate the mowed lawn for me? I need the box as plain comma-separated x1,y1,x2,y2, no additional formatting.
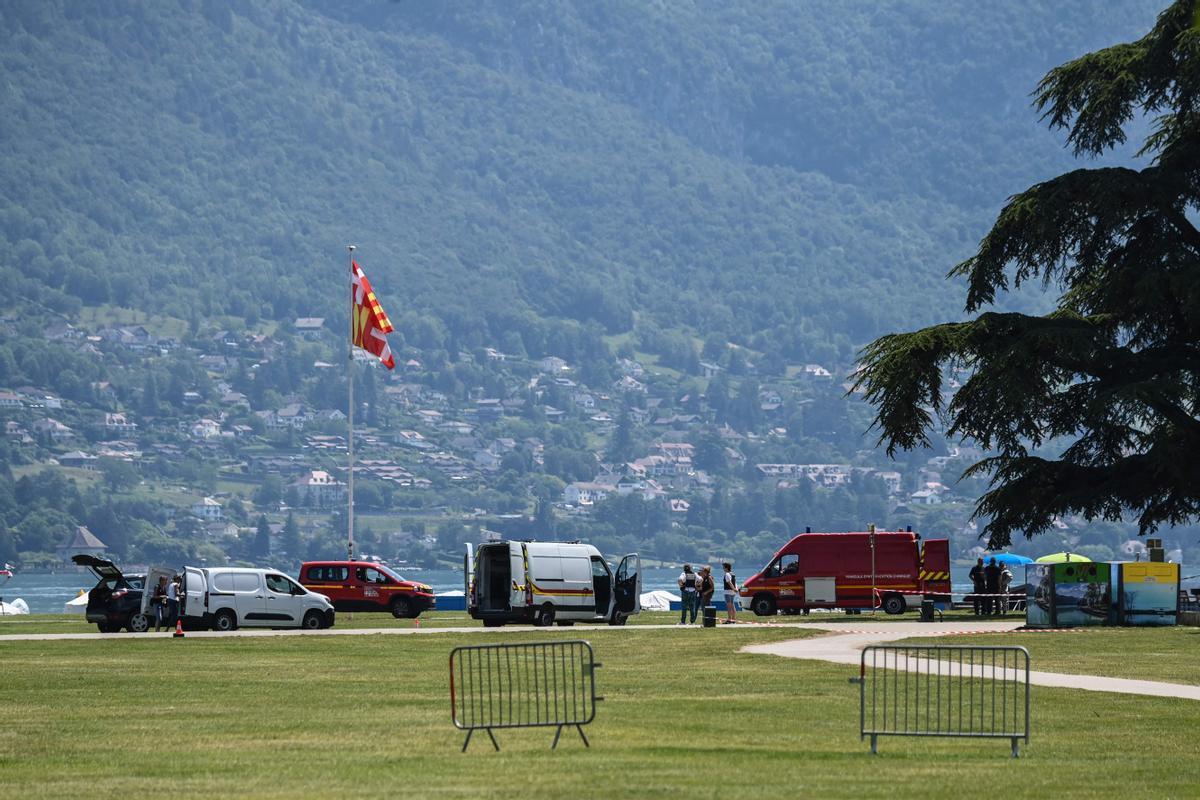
902,626,1200,685
0,607,1030,636
1,627,1199,799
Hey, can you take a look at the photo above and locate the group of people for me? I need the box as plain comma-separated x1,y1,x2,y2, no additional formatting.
151,574,182,631
968,557,1014,615
677,562,740,625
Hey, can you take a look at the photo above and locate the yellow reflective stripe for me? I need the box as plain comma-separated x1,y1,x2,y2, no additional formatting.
839,584,917,589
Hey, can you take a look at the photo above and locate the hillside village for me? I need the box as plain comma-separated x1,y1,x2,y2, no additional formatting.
1,306,1151,574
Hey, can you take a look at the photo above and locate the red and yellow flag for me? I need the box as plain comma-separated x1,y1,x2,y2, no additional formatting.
351,260,395,369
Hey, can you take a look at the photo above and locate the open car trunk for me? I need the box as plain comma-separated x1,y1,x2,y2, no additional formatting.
71,554,123,584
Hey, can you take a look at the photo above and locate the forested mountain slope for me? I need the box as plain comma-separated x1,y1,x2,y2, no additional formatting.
0,0,1159,366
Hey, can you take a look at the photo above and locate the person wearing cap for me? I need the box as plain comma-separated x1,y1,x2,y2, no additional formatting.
678,564,699,625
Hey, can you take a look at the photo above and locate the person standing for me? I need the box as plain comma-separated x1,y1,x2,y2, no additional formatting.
698,566,715,620
998,563,1014,615
722,562,738,624
678,564,699,625
984,557,1002,615
968,558,986,616
152,576,169,632
165,574,180,627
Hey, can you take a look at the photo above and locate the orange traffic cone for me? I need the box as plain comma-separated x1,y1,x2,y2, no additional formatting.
173,618,185,638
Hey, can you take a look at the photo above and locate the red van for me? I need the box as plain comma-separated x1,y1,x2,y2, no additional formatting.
299,561,435,618
739,530,950,616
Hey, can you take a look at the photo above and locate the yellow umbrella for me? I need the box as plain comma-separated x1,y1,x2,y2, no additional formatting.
1034,552,1092,564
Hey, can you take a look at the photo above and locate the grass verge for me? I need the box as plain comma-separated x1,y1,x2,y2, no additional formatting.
0,627,1198,798
901,626,1200,685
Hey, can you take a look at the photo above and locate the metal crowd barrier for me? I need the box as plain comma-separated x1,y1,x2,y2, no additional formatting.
449,640,602,752
855,645,1030,757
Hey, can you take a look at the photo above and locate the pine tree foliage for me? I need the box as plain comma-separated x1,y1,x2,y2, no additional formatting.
855,0,1200,548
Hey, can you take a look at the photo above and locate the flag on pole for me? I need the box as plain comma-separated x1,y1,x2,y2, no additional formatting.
350,260,396,369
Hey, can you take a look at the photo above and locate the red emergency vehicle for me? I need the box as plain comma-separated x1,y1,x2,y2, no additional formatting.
739,529,950,616
299,561,435,618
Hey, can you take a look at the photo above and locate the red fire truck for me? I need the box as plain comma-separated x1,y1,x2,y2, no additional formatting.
739,529,950,616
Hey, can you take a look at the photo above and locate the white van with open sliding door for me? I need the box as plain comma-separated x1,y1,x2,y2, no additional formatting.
180,567,335,631
466,541,641,627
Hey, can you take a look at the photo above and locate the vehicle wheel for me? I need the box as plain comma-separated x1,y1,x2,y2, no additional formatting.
302,610,324,630
127,613,150,633
483,619,505,628
390,596,411,619
213,610,238,632
96,622,115,633
751,594,776,617
534,603,555,627
883,594,906,615
608,612,627,626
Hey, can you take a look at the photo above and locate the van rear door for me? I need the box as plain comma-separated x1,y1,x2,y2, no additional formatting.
140,565,175,617
183,566,206,618
463,543,474,597
614,554,641,616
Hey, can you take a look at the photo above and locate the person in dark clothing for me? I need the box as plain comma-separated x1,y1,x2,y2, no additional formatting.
678,564,700,625
698,566,715,614
984,557,1002,615
968,558,986,615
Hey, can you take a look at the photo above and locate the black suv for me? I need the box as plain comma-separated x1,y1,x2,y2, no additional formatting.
72,554,151,632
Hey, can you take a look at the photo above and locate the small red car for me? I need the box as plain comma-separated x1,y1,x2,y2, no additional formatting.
299,561,435,618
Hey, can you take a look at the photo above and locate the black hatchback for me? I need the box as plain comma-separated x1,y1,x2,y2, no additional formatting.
72,554,150,632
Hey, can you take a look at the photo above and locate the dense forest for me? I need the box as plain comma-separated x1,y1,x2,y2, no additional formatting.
0,1,1159,367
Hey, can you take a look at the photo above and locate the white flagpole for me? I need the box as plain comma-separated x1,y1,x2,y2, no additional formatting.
347,244,356,563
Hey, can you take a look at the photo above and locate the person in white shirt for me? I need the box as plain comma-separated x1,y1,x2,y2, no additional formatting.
722,562,738,623
165,575,180,627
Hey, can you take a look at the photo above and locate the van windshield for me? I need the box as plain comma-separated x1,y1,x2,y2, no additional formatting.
374,564,406,583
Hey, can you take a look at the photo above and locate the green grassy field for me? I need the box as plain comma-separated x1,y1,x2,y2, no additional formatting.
0,610,736,635
0,608,1007,636
902,627,1200,685
1,624,1198,798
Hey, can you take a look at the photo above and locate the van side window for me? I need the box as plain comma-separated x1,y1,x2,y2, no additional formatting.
307,566,325,581
266,574,293,593
591,558,609,578
360,567,389,584
232,573,260,592
213,573,236,592
767,554,800,578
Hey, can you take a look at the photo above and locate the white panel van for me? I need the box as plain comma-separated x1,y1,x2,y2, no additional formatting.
181,567,335,631
466,541,641,627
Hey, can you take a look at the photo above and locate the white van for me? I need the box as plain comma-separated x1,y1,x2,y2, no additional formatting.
466,541,641,627
178,567,336,631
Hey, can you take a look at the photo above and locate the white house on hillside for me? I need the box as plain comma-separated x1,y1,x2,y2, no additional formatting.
563,482,611,506
191,497,224,520
293,470,346,508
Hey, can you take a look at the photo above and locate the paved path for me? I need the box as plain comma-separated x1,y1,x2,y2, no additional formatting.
742,621,1200,700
